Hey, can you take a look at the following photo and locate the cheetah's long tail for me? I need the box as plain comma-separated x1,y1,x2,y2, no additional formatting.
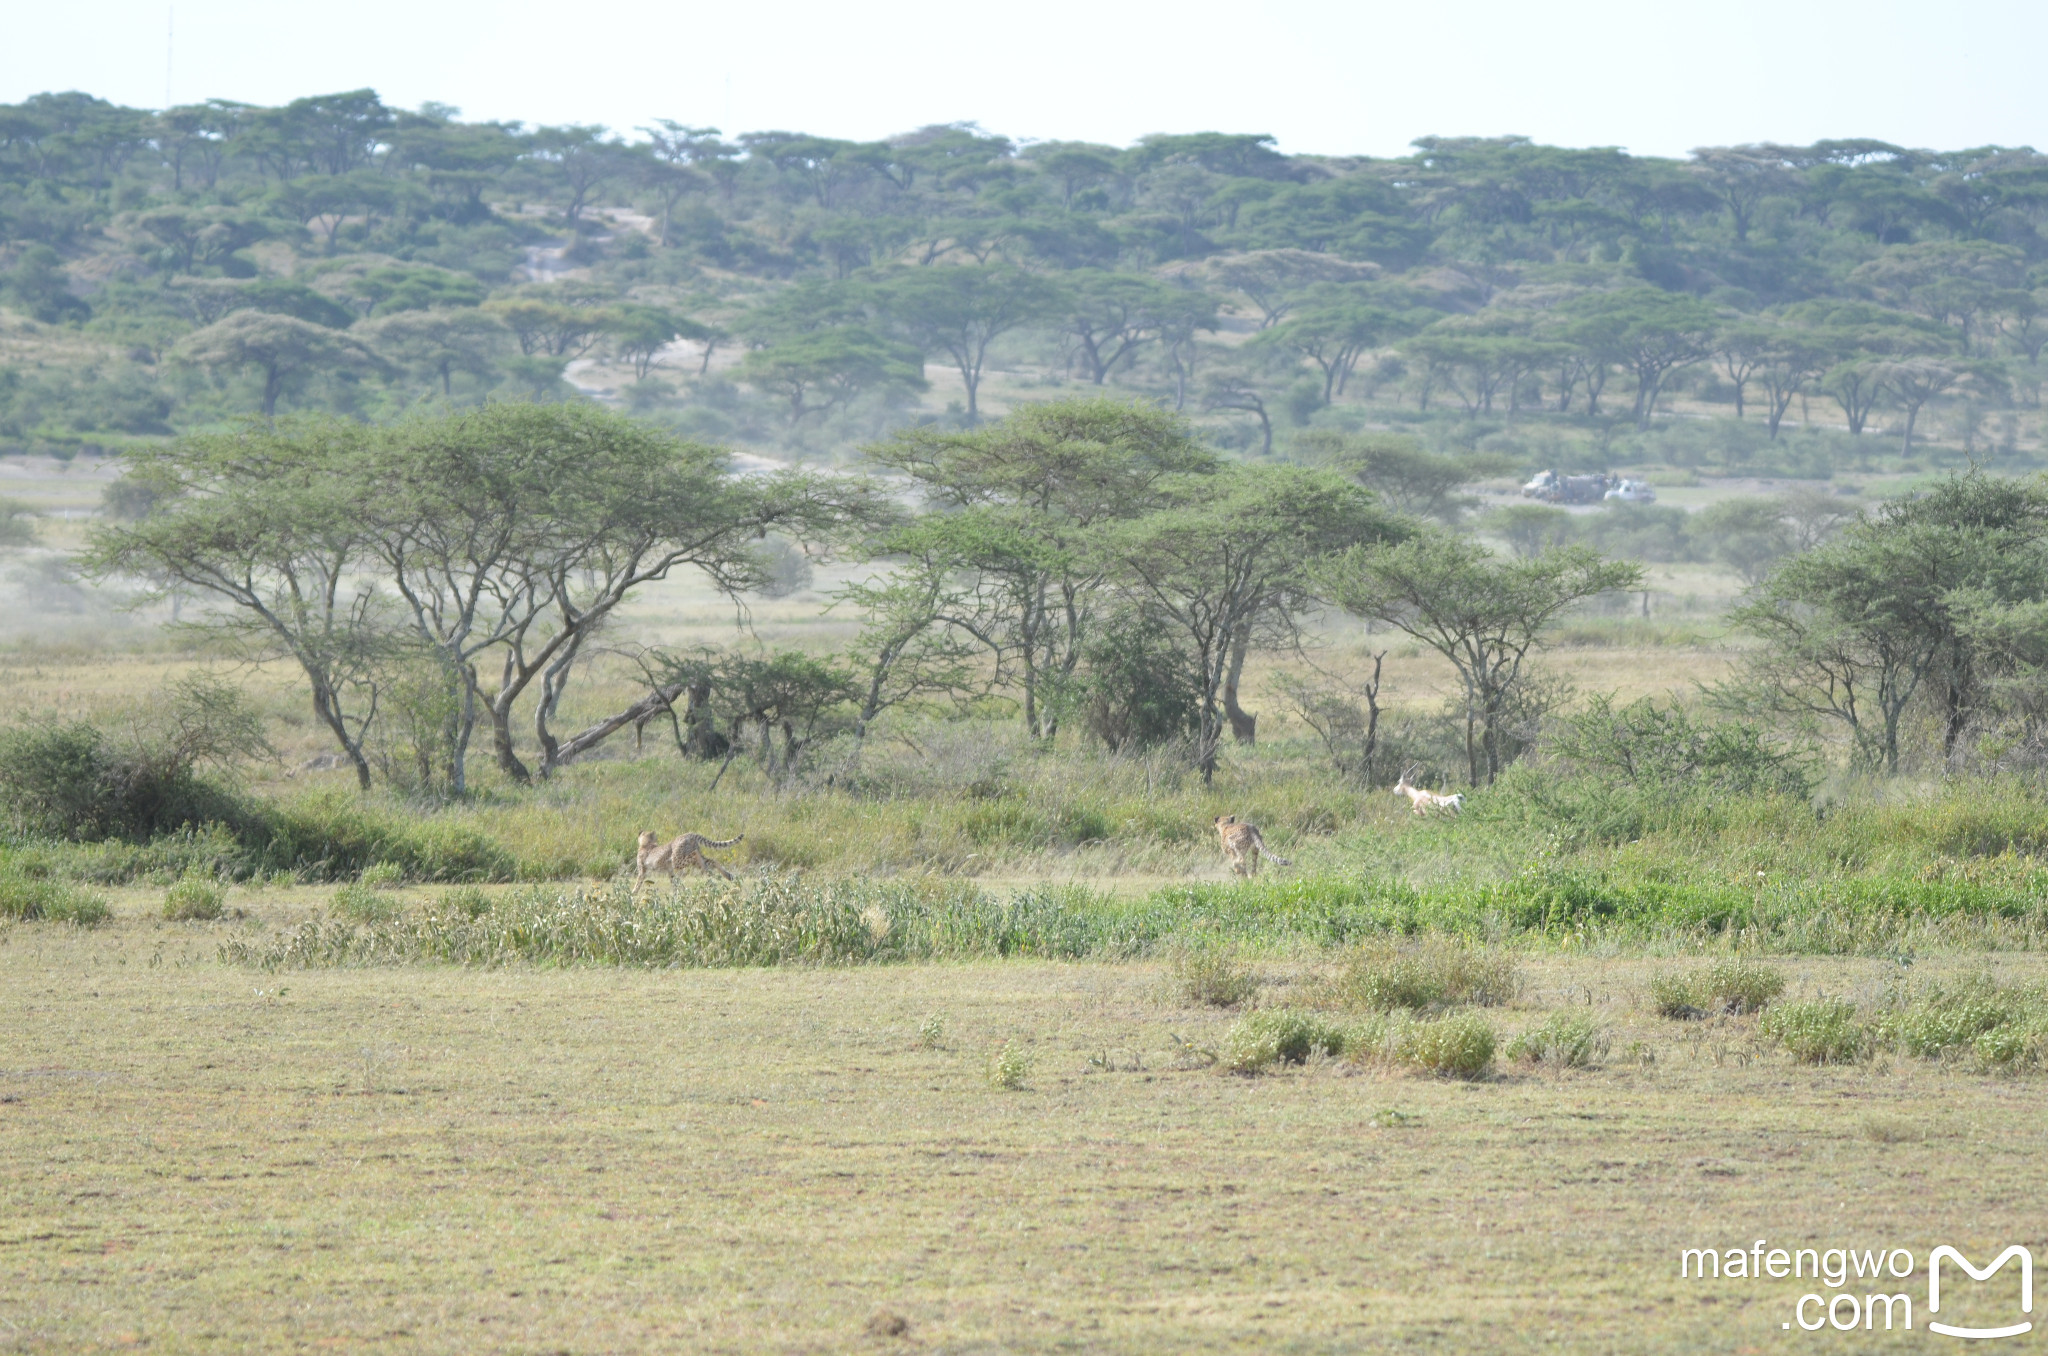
1255,831,1290,867
700,834,744,849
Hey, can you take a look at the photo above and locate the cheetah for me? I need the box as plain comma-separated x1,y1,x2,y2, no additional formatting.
1213,814,1290,877
634,829,743,884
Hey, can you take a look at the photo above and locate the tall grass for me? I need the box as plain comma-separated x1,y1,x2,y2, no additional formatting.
222,878,1132,970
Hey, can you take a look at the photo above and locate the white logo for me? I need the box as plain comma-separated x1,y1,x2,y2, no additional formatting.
1929,1245,2033,1341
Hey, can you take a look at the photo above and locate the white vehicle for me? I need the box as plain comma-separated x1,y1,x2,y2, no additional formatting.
1522,469,1616,505
1604,479,1656,504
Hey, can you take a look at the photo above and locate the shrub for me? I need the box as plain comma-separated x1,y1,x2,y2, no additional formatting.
359,861,406,889
1164,937,1260,1007
1551,694,1813,797
1394,1012,1497,1077
1329,940,1520,1012
1069,613,1203,754
331,882,401,923
1506,1010,1608,1068
260,793,513,882
0,679,268,843
0,871,108,924
163,877,224,921
1974,1024,2048,1071
986,1040,1032,1091
1223,1009,1351,1073
439,886,492,919
1869,976,2048,1068
1760,998,1867,1064
1649,960,1786,1019
916,1013,946,1049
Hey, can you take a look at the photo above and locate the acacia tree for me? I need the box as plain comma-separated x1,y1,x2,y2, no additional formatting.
869,264,1060,420
1731,472,2048,768
1254,293,1420,404
83,419,391,788
831,517,995,742
737,327,925,435
863,397,1216,738
1313,537,1641,784
175,311,384,416
358,308,509,397
1560,289,1718,429
370,403,878,789
1056,270,1177,384
1099,466,1402,780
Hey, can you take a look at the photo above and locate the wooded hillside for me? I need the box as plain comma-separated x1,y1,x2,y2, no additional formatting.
2,88,2043,470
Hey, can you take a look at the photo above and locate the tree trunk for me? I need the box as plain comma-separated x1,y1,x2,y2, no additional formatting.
549,677,695,767
491,701,532,783
311,684,373,790
1222,624,1256,745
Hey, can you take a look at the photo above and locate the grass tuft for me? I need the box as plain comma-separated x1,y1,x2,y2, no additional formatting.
0,869,109,925
162,877,224,921
1223,1009,1350,1073
1648,959,1785,1019
1325,939,1519,1012
1506,1010,1608,1068
986,1040,1032,1091
1870,975,2048,1070
1392,1011,1498,1078
1163,936,1260,1007
439,886,492,919
1759,998,1867,1064
331,882,402,924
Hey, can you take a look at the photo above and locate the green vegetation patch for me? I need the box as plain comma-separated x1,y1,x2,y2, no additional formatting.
1648,959,1787,1018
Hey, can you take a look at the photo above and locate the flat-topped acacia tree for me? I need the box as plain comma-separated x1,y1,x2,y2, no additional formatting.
862,397,1218,741
1312,536,1642,785
90,406,879,795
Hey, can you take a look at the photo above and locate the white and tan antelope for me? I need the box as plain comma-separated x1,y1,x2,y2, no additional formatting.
1393,768,1463,816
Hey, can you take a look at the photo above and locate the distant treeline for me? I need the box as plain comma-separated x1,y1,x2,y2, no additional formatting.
0,87,2043,462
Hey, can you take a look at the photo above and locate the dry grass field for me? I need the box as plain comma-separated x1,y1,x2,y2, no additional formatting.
6,445,2046,1353
5,898,2045,1354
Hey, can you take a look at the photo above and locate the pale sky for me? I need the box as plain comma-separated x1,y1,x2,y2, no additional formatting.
5,0,2043,159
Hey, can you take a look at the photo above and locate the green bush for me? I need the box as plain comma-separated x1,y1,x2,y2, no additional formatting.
331,882,402,923
1649,960,1786,1018
1760,998,1867,1064
1506,1010,1608,1068
1551,696,1813,798
1974,1024,2048,1071
163,877,224,921
1164,937,1260,1007
1223,1009,1351,1073
1070,613,1202,754
439,885,492,919
1870,976,2048,1068
1330,940,1519,1011
986,1040,1032,1091
260,793,514,882
1394,1012,1497,1077
0,871,108,925
0,680,268,843
359,861,406,889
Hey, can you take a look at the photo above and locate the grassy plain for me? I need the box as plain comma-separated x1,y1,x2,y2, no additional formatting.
6,905,2046,1354
8,448,2048,1352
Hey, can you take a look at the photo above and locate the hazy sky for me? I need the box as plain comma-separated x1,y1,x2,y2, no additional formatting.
5,0,2043,159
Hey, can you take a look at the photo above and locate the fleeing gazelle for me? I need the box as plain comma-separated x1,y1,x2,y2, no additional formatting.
1393,768,1463,816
